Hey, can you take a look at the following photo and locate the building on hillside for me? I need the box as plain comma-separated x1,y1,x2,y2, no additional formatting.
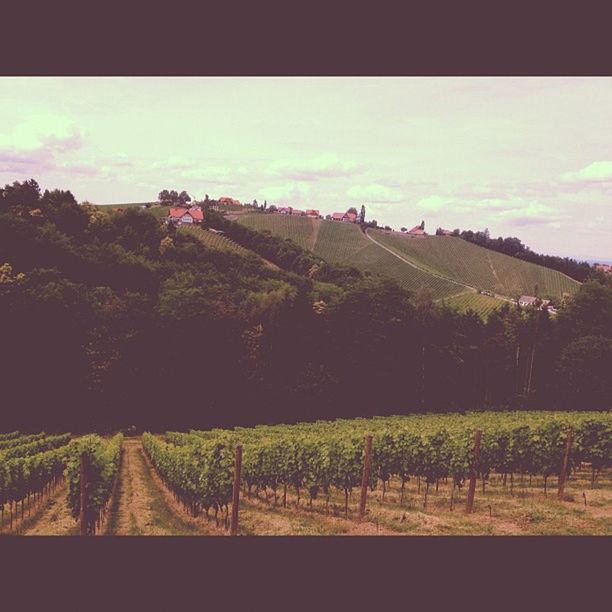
518,295,538,307
292,209,306,216
278,206,292,214
305,209,320,218
406,223,426,237
167,205,204,225
595,263,612,274
218,196,241,206
331,211,358,222
438,228,453,236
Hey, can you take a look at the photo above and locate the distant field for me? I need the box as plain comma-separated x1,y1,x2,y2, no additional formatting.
179,225,279,270
369,230,580,301
238,214,472,301
441,291,506,318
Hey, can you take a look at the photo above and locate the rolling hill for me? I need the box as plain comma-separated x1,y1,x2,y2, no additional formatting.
237,213,581,313
178,225,280,270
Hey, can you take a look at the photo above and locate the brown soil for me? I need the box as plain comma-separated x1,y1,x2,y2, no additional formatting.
20,483,79,536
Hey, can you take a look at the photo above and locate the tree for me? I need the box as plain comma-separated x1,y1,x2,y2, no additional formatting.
0,179,41,213
347,207,358,216
401,227,407,233
158,190,172,205
359,205,366,224
178,191,191,206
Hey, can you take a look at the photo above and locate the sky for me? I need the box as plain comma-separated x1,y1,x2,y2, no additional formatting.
1,77,611,260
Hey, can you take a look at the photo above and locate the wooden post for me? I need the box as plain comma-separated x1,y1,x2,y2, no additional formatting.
79,452,88,536
358,435,373,521
557,428,573,501
465,429,482,514
230,445,242,536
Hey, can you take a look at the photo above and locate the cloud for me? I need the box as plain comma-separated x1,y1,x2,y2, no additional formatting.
258,181,312,203
496,202,563,226
0,115,85,176
414,195,452,211
347,183,403,203
269,153,363,181
0,115,83,151
560,161,612,185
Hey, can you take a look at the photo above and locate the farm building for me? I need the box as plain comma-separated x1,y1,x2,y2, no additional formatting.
218,196,241,206
518,295,538,307
278,207,292,214
406,222,426,237
331,211,358,222
305,209,320,217
438,228,453,236
292,209,306,216
167,205,204,225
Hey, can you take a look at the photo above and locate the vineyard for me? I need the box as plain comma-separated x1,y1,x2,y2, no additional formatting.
238,215,463,300
441,291,506,318
3,412,610,535
236,214,581,305
370,230,580,301
0,432,123,535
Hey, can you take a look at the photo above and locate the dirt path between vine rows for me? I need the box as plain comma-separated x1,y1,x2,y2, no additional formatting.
20,483,79,536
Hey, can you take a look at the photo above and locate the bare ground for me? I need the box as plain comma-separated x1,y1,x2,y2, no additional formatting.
20,482,79,536
106,438,213,535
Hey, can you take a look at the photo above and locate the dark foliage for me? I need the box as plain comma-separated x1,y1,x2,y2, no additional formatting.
1,180,610,433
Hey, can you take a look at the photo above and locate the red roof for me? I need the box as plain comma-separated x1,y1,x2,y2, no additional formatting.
332,212,344,220
168,206,203,220
408,225,425,234
169,207,187,218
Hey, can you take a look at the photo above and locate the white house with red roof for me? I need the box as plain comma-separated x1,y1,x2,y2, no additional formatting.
167,205,204,225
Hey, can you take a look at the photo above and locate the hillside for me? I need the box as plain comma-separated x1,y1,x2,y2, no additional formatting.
178,225,279,270
370,229,580,300
238,214,464,301
237,213,581,304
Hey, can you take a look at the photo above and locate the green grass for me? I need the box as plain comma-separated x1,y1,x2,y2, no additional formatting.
238,214,463,300
179,225,279,270
370,230,580,301
441,291,506,318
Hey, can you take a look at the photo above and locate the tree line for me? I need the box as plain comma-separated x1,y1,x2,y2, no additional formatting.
1,180,610,434
439,227,598,283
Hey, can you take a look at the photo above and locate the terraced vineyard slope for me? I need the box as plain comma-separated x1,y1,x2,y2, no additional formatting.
179,225,279,270
238,214,463,300
370,230,580,301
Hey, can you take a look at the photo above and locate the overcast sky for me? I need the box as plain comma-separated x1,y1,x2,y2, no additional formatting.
1,77,611,260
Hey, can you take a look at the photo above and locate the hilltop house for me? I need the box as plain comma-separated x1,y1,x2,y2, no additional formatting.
331,211,358,222
518,295,538,307
278,206,292,214
167,205,204,225
305,209,320,218
218,196,241,206
406,222,426,237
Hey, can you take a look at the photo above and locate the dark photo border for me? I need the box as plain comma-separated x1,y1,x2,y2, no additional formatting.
0,3,610,606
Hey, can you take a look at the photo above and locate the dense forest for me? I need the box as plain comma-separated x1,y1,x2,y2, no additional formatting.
442,227,598,282
1,179,611,433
